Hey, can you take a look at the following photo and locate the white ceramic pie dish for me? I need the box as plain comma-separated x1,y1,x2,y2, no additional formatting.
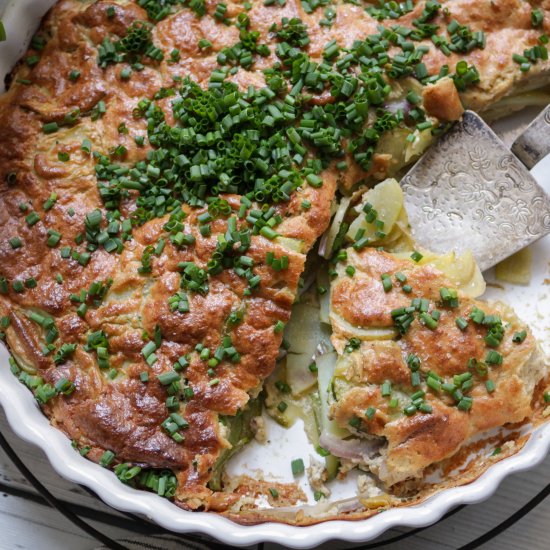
0,347,549,548
0,1,549,547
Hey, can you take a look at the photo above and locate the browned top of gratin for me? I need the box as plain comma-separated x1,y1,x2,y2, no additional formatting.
0,0,549,513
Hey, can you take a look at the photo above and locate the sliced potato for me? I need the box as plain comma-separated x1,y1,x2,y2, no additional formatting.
320,196,352,259
285,303,321,355
317,269,331,325
374,129,408,174
495,247,532,285
346,179,404,244
275,236,304,253
423,250,486,298
317,352,350,439
310,392,340,479
360,494,393,509
404,128,435,163
462,264,486,298
284,303,331,395
286,353,318,396
330,312,398,341
393,249,486,298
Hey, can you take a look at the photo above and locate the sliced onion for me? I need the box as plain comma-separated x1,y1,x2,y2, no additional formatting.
319,196,352,259
298,269,318,297
319,430,382,460
384,98,409,116
318,231,329,258
336,498,363,514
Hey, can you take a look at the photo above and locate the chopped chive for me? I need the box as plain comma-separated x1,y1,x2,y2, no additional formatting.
532,8,544,27
158,371,179,385
120,67,132,80
418,402,433,413
47,230,61,247
43,193,58,211
419,312,438,330
12,280,24,293
9,237,22,249
99,450,115,467
26,55,40,67
381,274,392,292
457,397,473,411
291,458,305,476
25,212,40,226
395,272,407,283
277,401,288,412
260,226,278,240
485,350,503,365
426,376,441,392
81,139,92,154
348,415,361,428
42,122,59,134
198,39,212,49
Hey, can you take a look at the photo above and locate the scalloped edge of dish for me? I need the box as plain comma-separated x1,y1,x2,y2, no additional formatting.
0,344,549,548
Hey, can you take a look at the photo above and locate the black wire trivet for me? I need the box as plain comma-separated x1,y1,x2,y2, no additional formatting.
0,428,547,550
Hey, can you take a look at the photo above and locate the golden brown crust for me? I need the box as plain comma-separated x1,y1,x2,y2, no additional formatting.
422,77,465,122
0,0,334,507
330,249,544,486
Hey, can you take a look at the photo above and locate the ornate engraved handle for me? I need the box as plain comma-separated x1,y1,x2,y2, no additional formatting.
511,104,550,170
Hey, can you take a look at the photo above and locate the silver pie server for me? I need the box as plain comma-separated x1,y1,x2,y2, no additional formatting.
400,108,550,272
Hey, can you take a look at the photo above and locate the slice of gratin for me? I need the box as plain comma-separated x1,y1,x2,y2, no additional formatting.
329,247,547,487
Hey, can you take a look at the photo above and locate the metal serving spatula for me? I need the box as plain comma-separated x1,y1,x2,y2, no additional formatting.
400,108,550,272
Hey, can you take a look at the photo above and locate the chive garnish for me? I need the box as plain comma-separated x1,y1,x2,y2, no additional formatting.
291,458,305,476
9,237,22,249
381,274,392,292
512,330,527,343
99,450,115,467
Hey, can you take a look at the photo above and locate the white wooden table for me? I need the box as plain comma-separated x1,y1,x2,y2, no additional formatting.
0,407,548,550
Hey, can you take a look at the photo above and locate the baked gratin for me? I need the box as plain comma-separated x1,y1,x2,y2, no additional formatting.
0,0,549,520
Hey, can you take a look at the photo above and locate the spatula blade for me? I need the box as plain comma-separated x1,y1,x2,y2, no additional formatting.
400,111,550,272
